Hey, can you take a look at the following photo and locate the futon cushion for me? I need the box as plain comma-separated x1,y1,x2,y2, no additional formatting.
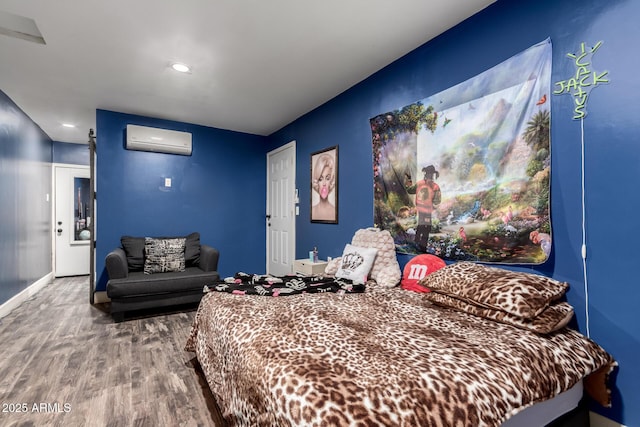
106,268,220,298
121,236,145,271
182,232,201,266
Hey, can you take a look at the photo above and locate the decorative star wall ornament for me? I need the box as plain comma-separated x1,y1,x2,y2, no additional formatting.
553,41,609,119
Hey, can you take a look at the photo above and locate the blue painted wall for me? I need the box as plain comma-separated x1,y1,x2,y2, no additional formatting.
53,141,89,165
95,110,268,291
268,0,638,424
0,90,52,305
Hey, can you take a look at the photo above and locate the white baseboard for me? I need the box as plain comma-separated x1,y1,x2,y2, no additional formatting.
590,411,625,427
93,291,110,304
0,272,54,319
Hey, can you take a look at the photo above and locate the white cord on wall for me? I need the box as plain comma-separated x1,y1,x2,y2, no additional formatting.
580,117,590,338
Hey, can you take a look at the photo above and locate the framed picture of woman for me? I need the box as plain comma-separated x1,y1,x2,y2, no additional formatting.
310,145,338,223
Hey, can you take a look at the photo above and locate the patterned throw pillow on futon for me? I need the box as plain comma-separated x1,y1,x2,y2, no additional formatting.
143,237,186,274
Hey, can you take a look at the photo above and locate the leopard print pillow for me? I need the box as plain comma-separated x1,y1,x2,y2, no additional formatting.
418,262,568,319
425,292,574,334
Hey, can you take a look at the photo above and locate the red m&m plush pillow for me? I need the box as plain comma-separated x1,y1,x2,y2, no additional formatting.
401,254,446,293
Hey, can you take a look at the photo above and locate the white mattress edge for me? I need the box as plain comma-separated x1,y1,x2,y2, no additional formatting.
501,380,583,427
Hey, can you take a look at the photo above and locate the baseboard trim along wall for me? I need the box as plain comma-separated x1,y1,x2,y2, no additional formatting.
590,412,625,427
93,291,110,304
0,272,54,319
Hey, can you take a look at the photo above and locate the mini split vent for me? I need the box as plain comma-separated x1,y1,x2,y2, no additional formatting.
126,124,192,156
0,11,45,44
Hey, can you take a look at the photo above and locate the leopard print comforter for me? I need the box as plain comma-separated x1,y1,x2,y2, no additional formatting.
185,288,614,427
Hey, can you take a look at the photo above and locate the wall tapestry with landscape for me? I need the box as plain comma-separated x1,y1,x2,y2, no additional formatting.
371,39,552,264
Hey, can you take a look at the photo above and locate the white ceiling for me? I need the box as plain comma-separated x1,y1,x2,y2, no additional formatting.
0,0,495,144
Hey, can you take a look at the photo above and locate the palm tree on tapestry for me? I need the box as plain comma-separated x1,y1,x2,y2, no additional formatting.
523,110,550,153
522,109,550,182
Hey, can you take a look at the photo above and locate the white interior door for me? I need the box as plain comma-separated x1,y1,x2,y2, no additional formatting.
267,141,296,275
54,165,90,277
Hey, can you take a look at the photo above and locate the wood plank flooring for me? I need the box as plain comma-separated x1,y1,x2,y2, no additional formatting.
0,276,225,427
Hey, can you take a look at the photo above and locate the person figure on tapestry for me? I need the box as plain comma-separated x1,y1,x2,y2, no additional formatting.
312,153,336,222
406,165,441,252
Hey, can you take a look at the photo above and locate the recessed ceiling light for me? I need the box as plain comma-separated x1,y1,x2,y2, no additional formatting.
62,123,76,128
171,63,191,73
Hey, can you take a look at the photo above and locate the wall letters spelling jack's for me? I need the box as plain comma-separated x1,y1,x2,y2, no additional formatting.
554,41,609,119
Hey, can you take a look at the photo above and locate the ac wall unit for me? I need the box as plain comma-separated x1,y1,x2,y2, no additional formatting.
126,124,192,155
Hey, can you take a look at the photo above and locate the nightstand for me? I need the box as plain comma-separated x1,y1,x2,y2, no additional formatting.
294,259,329,276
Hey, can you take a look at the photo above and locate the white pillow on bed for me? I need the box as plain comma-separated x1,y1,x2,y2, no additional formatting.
335,244,378,284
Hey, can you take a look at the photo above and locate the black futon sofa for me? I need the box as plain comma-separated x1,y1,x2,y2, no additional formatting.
105,232,219,322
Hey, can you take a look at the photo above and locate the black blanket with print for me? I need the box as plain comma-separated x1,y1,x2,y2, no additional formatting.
204,272,365,296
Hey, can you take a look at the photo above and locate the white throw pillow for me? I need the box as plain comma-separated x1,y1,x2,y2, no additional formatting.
335,244,378,284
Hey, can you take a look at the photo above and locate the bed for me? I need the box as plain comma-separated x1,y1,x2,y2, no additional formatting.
185,264,615,427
